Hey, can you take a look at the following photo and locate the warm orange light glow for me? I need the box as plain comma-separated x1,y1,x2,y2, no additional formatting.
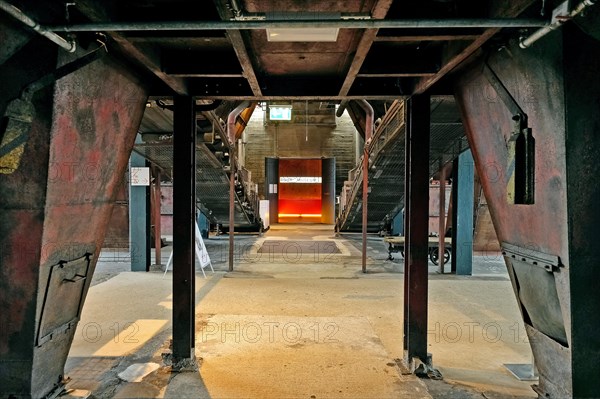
278,213,322,218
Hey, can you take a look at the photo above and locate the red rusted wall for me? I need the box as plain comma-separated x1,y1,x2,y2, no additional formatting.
455,32,571,396
0,38,57,396
0,36,148,397
456,47,568,258
454,24,600,397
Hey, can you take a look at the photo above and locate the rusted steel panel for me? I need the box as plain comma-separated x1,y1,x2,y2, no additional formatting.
455,39,567,257
37,50,147,397
0,38,57,397
0,36,148,396
453,25,599,397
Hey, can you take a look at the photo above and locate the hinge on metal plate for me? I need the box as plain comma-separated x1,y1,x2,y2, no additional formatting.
501,242,562,272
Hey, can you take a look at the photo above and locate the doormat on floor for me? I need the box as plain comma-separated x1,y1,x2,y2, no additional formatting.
257,240,341,256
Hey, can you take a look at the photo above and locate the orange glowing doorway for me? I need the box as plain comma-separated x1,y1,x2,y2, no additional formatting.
278,158,322,223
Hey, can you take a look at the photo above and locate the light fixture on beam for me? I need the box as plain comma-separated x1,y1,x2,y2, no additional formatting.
267,27,339,42
266,12,341,42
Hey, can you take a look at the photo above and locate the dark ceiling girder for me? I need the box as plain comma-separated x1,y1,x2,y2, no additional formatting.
66,0,188,95
338,29,379,97
213,0,262,97
412,0,538,95
225,30,263,97
110,35,189,95
337,0,394,98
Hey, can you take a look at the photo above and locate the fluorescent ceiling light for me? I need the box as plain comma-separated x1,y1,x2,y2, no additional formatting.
267,27,339,42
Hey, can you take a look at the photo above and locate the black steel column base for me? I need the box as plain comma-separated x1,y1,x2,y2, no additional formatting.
402,352,442,380
171,356,199,373
162,351,199,373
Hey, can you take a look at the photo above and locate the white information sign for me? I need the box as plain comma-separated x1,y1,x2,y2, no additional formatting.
164,221,214,278
279,176,322,183
131,167,150,186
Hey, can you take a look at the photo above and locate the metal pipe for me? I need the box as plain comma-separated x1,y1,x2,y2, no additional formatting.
227,101,249,272
437,163,447,274
357,99,373,273
336,100,348,118
49,18,548,33
154,168,162,267
229,0,244,18
0,0,76,52
520,0,597,48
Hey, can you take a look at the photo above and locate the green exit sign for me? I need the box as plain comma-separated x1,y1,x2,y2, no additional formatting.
269,105,292,121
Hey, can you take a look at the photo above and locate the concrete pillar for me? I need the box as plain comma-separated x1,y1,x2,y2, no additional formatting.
129,136,150,272
265,157,279,223
455,150,474,275
198,211,209,239
321,158,336,224
392,210,403,236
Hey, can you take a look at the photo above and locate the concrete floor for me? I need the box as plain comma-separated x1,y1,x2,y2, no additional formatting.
65,224,536,398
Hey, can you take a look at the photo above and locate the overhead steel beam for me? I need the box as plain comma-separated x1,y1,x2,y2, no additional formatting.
226,30,263,97
337,0,393,97
110,35,189,95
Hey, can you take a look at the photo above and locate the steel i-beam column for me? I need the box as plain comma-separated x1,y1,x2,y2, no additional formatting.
403,94,430,366
357,100,373,273
172,95,196,363
403,100,412,351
